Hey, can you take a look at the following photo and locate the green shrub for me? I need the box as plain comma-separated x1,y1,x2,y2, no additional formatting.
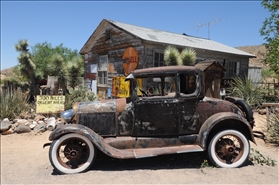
266,112,279,146
227,77,264,108
0,89,31,120
64,85,97,110
249,148,276,166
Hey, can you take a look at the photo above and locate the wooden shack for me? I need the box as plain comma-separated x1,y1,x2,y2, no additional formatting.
80,19,255,99
195,61,226,99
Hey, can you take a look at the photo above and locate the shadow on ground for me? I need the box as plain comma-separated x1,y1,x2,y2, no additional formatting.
51,151,254,175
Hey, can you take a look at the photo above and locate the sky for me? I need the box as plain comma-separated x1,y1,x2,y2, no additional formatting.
1,1,270,70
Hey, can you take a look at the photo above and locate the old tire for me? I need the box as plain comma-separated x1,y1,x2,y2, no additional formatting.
208,130,250,168
49,133,95,174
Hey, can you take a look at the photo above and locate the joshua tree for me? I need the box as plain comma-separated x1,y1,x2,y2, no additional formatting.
66,55,85,89
14,40,39,100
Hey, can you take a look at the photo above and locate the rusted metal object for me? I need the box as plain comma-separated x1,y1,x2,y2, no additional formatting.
46,65,256,174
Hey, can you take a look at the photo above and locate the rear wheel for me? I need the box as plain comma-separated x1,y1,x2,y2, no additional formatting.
49,133,95,174
207,130,250,168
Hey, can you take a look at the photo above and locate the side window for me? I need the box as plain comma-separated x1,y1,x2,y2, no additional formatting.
140,76,176,97
180,74,196,95
98,55,108,85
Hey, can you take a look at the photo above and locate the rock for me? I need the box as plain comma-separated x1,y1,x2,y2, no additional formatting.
46,117,56,131
258,109,267,115
29,121,37,129
1,118,12,132
1,127,15,135
15,125,31,133
15,119,29,126
34,115,46,122
34,122,47,133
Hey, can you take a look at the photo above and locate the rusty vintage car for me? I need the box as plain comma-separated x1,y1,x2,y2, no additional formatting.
45,66,256,174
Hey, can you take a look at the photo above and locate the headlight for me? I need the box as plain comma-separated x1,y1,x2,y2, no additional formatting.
61,109,74,123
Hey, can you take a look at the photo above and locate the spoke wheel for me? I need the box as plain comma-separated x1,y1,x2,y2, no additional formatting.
208,130,250,168
49,133,95,174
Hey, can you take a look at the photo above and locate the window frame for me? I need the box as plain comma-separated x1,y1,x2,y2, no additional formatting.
97,55,108,86
153,51,165,67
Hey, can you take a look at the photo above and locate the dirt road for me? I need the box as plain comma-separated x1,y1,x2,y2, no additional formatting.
1,113,278,185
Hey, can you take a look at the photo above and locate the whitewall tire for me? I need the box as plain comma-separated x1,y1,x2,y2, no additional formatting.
49,133,95,174
207,129,250,168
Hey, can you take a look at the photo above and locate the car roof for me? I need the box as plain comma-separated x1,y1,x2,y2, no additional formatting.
133,66,199,77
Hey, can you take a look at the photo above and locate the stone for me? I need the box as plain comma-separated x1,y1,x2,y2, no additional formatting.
34,115,46,122
34,122,47,133
15,119,29,126
15,125,31,133
1,127,15,135
1,118,12,132
46,117,56,131
29,121,37,129
258,109,267,115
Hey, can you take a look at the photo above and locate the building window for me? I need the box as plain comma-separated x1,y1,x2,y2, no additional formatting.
226,61,240,77
98,55,108,85
106,30,111,41
154,52,165,67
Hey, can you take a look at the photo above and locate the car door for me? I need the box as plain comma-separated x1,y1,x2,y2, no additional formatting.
178,73,200,134
132,76,179,136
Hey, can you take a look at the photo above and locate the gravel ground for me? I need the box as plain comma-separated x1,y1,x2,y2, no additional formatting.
1,113,278,185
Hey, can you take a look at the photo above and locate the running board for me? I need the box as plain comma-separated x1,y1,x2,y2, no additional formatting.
122,145,203,159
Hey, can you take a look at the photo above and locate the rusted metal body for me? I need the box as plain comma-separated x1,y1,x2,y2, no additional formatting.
49,65,255,160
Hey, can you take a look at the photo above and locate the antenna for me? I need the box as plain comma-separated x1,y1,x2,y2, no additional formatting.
188,18,226,39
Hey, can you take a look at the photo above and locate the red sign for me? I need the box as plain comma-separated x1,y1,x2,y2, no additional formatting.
122,47,138,76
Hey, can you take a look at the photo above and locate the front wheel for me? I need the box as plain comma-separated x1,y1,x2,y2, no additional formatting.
207,130,250,168
49,133,95,174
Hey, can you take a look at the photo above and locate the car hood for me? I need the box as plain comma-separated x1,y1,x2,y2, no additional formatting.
73,98,127,114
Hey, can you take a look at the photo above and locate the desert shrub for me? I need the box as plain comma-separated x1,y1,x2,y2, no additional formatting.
227,77,264,108
266,112,279,146
64,85,96,110
0,89,31,120
249,148,276,166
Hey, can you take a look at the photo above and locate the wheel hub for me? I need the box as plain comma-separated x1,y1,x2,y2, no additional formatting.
219,138,236,157
64,144,82,160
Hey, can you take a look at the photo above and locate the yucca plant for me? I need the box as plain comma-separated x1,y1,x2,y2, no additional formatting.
0,89,31,120
181,48,197,66
227,76,264,108
164,46,181,66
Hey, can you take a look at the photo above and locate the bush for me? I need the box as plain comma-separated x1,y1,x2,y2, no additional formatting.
64,85,97,110
0,89,31,120
266,112,279,146
227,77,264,108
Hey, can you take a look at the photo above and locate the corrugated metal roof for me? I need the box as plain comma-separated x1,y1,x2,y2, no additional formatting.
108,19,255,58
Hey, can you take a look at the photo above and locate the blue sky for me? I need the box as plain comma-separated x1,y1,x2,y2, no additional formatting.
1,1,270,70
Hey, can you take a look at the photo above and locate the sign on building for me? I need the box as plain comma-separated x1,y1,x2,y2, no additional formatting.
36,95,65,113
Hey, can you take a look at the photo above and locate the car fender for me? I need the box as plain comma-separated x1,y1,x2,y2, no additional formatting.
198,112,255,149
48,124,135,159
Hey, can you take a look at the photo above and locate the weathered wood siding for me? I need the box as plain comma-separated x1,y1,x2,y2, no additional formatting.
84,22,250,98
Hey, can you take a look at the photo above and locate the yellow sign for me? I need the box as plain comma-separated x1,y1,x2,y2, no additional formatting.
112,76,130,98
112,76,143,98
36,95,65,113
